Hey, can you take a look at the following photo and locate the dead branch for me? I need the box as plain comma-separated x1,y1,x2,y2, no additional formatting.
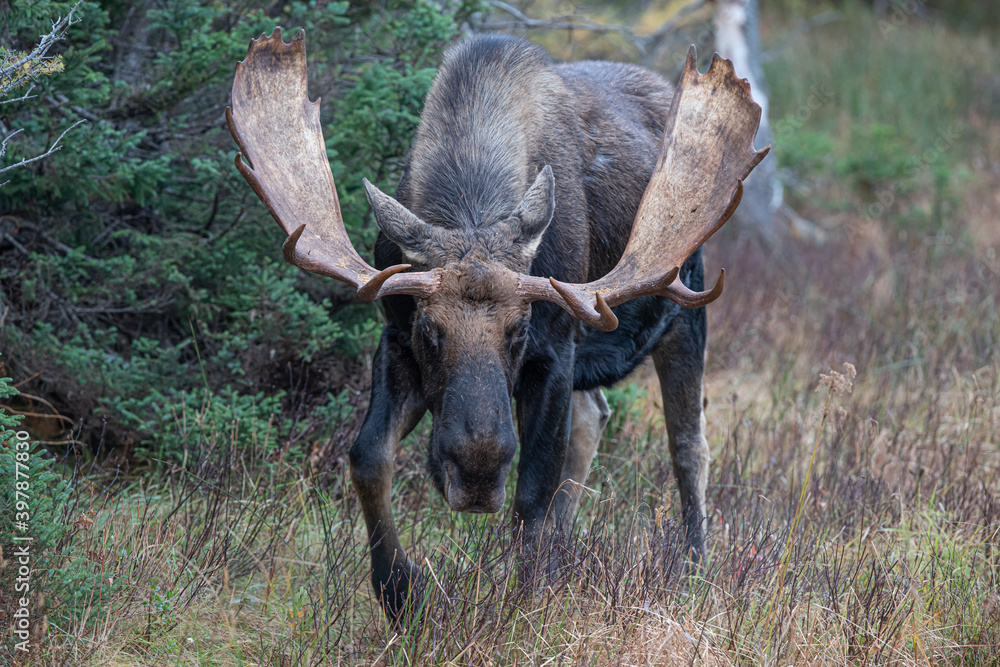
0,128,24,160
0,404,76,426
2,231,31,256
1,83,37,105
0,119,86,178
1,1,85,185
644,0,708,44
0,1,83,97
481,0,708,59
481,1,634,37
642,0,712,67
0,214,94,259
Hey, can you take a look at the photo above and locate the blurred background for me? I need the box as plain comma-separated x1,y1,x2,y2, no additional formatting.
1,1,998,663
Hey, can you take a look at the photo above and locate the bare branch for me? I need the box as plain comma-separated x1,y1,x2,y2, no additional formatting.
0,119,85,176
641,0,712,66
482,1,634,37
0,215,94,259
481,0,708,59
0,1,83,97
2,232,31,256
0,128,25,160
0,1,86,186
1,83,37,105
0,404,75,426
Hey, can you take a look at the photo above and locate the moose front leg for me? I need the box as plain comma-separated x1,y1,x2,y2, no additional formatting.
349,325,426,619
512,348,575,540
652,305,710,563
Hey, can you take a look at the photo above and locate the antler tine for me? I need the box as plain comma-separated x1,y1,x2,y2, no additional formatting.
519,45,769,330
548,279,619,332
227,28,440,301
663,268,725,308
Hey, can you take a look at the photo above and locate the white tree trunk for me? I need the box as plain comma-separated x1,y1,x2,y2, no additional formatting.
714,0,782,243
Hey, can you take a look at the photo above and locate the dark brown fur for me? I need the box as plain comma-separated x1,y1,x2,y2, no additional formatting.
351,35,711,619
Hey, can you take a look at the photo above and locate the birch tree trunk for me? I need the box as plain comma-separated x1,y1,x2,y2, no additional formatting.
714,0,782,243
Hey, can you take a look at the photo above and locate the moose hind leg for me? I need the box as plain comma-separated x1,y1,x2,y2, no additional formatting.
652,308,710,563
348,326,426,620
550,388,611,529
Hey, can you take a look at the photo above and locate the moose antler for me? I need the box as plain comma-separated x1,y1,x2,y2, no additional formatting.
517,46,769,331
226,28,442,301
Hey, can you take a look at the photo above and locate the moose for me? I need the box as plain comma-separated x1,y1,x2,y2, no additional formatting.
227,29,767,618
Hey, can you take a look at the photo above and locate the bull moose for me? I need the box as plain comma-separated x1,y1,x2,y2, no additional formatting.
227,29,767,618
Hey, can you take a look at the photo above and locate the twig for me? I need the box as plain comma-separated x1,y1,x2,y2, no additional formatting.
1,1,85,184
0,128,24,160
14,391,66,416
0,215,94,259
33,438,88,447
483,0,707,58
1,84,37,105
0,1,84,96
483,0,633,37
2,232,31,256
0,119,86,175
0,404,75,426
13,370,44,388
641,0,710,65
70,298,176,314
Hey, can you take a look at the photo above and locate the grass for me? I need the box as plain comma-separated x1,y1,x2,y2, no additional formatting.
3,4,999,666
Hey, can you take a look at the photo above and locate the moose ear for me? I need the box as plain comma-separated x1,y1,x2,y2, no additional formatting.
509,165,555,264
364,179,443,265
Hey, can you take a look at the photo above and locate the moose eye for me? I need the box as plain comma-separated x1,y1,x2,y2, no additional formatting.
511,324,529,344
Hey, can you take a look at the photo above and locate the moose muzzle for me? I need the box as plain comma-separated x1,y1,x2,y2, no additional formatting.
434,363,517,514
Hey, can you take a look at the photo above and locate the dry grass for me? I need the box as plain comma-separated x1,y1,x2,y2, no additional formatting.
35,271,998,665
6,5,1000,666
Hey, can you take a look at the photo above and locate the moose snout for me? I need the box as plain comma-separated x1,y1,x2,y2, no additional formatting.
435,363,517,514
443,461,507,514
439,431,515,514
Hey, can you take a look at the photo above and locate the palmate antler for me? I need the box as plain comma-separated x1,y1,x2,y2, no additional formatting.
226,28,441,301
517,46,770,331
228,32,767,331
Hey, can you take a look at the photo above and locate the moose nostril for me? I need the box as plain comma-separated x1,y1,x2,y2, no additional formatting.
441,460,506,514
443,461,458,488
443,461,460,505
